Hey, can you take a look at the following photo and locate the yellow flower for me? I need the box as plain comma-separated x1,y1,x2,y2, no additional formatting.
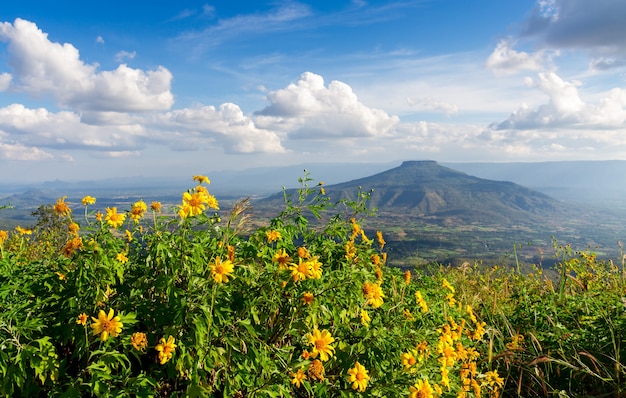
227,244,235,262
297,246,310,258
442,278,455,293
291,368,307,388
178,191,207,218
371,254,381,266
105,207,126,228
76,313,88,325
192,175,210,184
62,236,83,257
306,328,335,362
68,222,80,235
404,270,411,284
116,252,129,264
205,193,219,210
375,267,383,281
209,257,235,283
415,290,429,313
376,231,385,248
130,200,147,222
125,229,133,242
506,334,524,350
466,304,477,323
289,258,312,282
56,272,66,280
344,241,356,260
440,364,450,388
309,257,323,279
150,201,162,212
347,362,370,392
350,217,362,239
401,350,418,370
362,281,385,308
266,229,282,243
131,332,148,351
15,226,32,235
307,359,325,381
409,379,434,398
272,249,291,269
484,370,504,388
156,335,177,364
95,211,103,222
81,195,96,206
302,292,315,305
0,230,8,244
471,321,486,341
54,196,71,216
360,309,371,327
90,308,123,341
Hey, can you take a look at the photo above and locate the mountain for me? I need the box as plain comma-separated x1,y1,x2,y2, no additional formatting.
259,160,580,226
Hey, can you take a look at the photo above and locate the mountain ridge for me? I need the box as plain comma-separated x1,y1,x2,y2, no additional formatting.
260,160,579,226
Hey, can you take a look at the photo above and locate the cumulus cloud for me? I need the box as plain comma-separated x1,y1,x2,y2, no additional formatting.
0,104,146,151
486,39,548,75
256,72,399,138
522,0,626,66
95,35,104,44
152,103,286,154
0,18,174,112
0,142,54,160
492,72,626,129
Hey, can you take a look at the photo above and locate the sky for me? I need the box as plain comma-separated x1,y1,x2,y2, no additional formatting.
1,0,626,183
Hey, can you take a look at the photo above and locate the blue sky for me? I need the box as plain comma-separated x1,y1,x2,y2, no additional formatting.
1,0,626,183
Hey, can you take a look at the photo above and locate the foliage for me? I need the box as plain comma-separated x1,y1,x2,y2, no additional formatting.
0,174,625,397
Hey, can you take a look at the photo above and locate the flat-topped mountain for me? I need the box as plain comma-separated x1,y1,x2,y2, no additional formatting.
261,160,579,226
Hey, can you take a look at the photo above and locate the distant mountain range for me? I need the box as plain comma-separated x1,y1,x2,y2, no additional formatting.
1,159,625,212
441,160,626,207
259,160,580,226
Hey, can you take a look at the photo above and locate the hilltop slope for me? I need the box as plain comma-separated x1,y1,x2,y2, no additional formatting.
261,160,578,226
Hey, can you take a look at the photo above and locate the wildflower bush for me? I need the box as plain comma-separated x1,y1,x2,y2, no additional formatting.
441,247,626,397
1,174,625,397
0,175,503,397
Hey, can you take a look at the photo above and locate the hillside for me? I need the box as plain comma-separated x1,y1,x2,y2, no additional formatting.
260,160,579,226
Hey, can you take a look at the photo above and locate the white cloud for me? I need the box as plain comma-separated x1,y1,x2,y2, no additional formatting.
0,18,174,112
0,104,146,151
486,39,548,75
95,36,104,44
115,50,136,62
0,72,11,91
152,103,286,154
256,72,399,139
0,142,54,160
405,97,458,116
493,72,626,129
178,2,312,47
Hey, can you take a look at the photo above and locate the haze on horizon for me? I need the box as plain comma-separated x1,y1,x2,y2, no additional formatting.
1,0,626,184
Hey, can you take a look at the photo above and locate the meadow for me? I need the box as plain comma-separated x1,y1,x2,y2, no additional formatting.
1,174,625,397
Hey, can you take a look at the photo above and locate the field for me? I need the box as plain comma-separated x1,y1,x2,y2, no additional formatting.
1,177,626,396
